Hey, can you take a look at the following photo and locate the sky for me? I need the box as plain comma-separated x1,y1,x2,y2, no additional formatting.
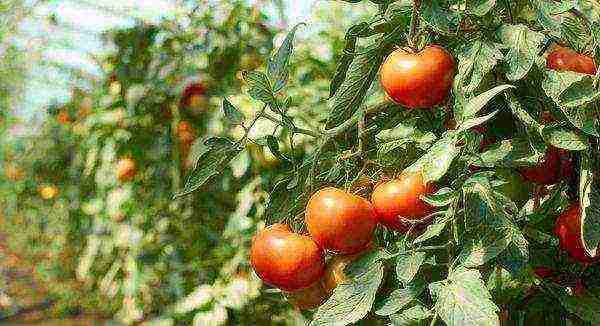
11,0,318,120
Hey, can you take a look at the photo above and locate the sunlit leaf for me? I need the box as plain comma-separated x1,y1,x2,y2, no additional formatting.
496,24,544,81
311,260,384,326
268,23,304,93
326,42,384,128
580,151,600,257
429,268,499,326
421,0,460,35
456,40,503,95
375,280,426,316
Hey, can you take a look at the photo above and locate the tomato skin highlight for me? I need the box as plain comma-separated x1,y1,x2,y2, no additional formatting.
547,45,597,75
554,203,599,264
519,147,561,185
371,172,435,231
250,223,325,292
306,188,377,255
380,45,455,109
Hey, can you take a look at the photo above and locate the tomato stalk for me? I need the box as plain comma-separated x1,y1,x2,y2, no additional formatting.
407,0,422,51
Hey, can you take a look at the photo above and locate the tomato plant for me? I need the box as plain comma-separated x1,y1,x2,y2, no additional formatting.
3,0,600,324
174,0,600,324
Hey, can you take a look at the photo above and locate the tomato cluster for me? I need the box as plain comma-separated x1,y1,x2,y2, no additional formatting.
250,171,436,310
250,43,599,310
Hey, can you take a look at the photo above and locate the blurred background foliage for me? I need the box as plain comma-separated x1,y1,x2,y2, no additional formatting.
0,0,376,324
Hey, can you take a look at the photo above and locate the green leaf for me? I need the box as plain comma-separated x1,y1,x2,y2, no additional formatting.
420,187,458,207
545,283,600,323
496,24,544,81
396,251,426,285
462,178,529,271
469,138,545,168
421,0,460,35
561,15,591,53
311,261,384,326
456,40,504,95
541,124,589,151
429,268,499,326
389,304,433,326
377,121,437,156
580,151,600,257
176,138,242,197
455,84,514,124
457,110,499,132
242,71,275,104
406,132,461,184
375,280,426,316
326,42,384,129
345,248,394,278
467,0,496,16
413,205,455,245
329,22,370,97
535,0,574,37
222,98,244,125
543,70,600,109
457,233,512,268
504,92,542,131
268,23,304,93
265,135,291,164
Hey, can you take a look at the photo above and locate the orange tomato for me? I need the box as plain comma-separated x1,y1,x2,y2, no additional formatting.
306,188,378,254
380,45,455,109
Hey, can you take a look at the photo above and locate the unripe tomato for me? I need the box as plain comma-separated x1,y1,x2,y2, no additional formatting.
39,184,59,200
250,223,325,292
547,45,597,75
305,188,377,255
554,203,599,264
371,172,435,231
519,147,561,185
283,278,328,310
380,45,455,109
116,157,136,182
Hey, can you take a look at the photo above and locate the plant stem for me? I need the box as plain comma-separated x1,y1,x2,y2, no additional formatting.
260,112,321,137
408,0,423,50
239,104,268,144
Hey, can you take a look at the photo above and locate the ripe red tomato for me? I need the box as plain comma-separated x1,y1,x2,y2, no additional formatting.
380,45,455,109
250,223,325,291
283,277,328,310
305,188,378,255
533,267,557,279
57,109,72,125
116,157,136,182
371,172,435,231
547,45,597,75
554,203,599,264
180,83,206,107
519,147,561,185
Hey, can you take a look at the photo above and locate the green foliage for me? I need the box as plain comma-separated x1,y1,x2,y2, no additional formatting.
4,0,600,324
